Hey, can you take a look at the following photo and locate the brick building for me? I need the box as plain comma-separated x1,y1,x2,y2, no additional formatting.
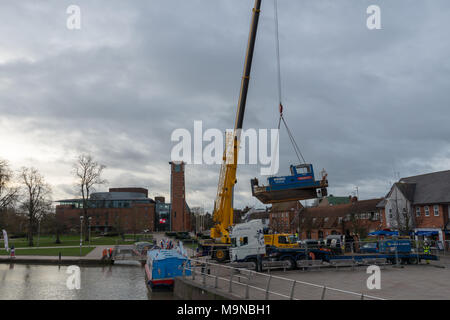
298,198,383,240
170,161,191,231
269,201,303,234
379,170,450,242
55,188,156,234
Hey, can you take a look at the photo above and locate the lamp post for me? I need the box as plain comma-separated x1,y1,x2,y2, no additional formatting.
80,216,84,257
88,217,92,248
37,217,41,247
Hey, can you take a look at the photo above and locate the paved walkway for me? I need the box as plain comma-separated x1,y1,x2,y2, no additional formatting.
186,260,450,300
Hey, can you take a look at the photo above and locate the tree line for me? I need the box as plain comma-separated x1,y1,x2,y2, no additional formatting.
0,154,106,246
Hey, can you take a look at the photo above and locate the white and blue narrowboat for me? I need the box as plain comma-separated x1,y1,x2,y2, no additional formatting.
144,241,191,290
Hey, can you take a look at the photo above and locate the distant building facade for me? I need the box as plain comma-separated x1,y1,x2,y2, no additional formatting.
154,196,171,232
380,170,450,242
269,201,303,234
55,187,156,233
298,198,383,240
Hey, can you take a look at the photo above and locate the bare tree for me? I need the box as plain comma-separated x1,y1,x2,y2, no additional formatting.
19,167,52,246
0,159,19,214
73,154,106,241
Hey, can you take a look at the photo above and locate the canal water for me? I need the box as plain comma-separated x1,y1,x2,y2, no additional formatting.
0,263,173,300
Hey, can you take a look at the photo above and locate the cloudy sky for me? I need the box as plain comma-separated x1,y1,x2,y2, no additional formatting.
1,0,449,212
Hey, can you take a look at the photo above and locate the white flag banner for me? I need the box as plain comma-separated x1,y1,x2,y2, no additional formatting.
2,229,9,252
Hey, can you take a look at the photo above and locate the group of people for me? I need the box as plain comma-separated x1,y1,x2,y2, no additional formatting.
159,239,174,249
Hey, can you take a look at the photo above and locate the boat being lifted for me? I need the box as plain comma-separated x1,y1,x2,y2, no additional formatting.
251,163,328,204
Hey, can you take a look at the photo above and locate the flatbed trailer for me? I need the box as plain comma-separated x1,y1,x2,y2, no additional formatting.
236,247,439,270
323,252,439,264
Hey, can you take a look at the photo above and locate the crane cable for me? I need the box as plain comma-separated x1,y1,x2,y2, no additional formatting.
273,0,306,165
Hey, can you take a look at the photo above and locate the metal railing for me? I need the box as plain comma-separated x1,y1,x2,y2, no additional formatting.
182,258,385,300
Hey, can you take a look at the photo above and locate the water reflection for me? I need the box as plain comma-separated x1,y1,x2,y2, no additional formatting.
0,264,173,300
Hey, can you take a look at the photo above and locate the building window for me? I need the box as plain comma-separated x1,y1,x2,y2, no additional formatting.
416,207,420,217
425,206,430,216
434,205,439,216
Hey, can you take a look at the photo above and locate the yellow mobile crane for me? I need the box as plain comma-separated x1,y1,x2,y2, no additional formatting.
198,0,262,262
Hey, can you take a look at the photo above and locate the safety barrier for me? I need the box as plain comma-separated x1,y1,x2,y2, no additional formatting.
182,258,385,300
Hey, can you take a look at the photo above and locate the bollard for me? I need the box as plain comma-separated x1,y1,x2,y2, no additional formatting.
321,286,327,300
265,275,272,300
214,274,218,288
202,267,206,287
245,276,250,299
289,280,296,300
228,269,233,293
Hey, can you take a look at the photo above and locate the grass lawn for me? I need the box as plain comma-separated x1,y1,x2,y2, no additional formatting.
0,247,95,256
0,234,152,248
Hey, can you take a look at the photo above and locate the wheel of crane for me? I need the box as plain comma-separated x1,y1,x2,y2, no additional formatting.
215,248,227,262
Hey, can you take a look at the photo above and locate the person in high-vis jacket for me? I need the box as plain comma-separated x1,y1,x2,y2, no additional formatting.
423,241,431,264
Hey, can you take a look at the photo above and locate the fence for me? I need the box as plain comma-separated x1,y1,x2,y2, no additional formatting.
182,258,385,300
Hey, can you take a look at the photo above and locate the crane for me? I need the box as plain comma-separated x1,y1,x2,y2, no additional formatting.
202,0,262,262
202,0,327,261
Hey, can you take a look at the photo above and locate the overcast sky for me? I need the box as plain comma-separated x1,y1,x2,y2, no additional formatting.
1,0,449,212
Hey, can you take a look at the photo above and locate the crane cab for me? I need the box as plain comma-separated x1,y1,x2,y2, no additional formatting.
250,164,328,204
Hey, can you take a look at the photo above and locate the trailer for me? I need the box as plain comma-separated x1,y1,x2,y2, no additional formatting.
230,223,439,270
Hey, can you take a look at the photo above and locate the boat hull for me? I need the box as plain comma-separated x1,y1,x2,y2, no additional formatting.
145,263,174,291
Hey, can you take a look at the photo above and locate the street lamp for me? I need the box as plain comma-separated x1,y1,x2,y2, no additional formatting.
80,216,84,257
37,217,41,247
88,217,92,248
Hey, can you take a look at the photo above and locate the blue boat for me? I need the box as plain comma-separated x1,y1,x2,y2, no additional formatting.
251,164,328,203
144,241,191,291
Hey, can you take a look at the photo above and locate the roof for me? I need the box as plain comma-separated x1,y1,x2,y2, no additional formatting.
393,182,416,202
300,198,383,218
271,201,303,212
399,170,450,204
319,196,350,206
376,199,387,208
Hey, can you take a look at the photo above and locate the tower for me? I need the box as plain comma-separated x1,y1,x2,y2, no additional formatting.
170,161,189,231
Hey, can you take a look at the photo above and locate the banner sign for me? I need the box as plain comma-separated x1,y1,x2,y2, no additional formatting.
2,229,9,252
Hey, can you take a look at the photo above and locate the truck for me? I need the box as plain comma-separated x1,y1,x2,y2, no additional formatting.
264,233,299,249
230,222,439,269
230,220,322,269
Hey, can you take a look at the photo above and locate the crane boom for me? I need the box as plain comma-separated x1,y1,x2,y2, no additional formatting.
211,0,262,245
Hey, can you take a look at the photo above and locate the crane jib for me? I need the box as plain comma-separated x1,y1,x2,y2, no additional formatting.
210,0,263,248
234,0,262,131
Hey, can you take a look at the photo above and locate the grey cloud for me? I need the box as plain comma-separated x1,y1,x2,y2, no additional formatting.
1,0,450,212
